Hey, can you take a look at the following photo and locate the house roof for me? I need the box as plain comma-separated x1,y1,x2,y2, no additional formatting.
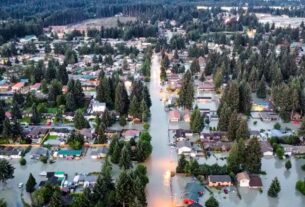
58,149,82,156
123,129,140,137
249,175,263,187
260,141,273,153
236,172,250,182
185,182,203,202
169,109,180,119
176,140,192,149
209,175,231,183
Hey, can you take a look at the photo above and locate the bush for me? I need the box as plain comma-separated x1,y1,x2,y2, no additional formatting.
40,156,48,164
274,122,281,130
301,164,305,171
20,157,27,166
119,116,127,126
296,180,305,195
253,121,257,125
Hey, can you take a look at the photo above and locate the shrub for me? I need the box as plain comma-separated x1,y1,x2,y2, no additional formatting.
20,157,27,166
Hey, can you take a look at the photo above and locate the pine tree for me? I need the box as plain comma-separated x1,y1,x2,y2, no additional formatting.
218,103,232,131
136,139,152,162
190,107,204,133
111,142,121,164
26,173,36,193
298,117,305,136
114,82,129,115
239,81,252,115
95,127,107,144
31,103,41,124
116,170,134,207
132,177,146,206
56,64,69,85
119,145,132,170
2,118,12,139
12,103,22,119
65,92,76,112
285,160,292,170
178,71,194,109
74,110,89,129
49,191,63,207
257,76,267,98
268,177,281,197
140,99,149,122
190,58,200,74
96,77,113,109
176,155,188,173
245,138,262,173
227,111,239,141
205,196,219,207
236,119,249,139
109,136,119,155
129,96,140,118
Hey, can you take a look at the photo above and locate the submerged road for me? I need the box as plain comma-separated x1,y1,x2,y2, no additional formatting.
146,53,174,207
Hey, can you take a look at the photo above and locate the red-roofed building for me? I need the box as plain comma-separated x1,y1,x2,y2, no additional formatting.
169,109,180,122
12,82,25,92
30,83,41,91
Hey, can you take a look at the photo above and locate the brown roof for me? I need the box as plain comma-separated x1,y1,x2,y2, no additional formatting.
236,172,250,182
249,175,263,187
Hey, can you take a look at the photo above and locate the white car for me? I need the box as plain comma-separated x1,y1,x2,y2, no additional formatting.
18,183,23,188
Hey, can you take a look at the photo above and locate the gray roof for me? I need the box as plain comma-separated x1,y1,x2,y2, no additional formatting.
209,175,231,183
176,140,192,149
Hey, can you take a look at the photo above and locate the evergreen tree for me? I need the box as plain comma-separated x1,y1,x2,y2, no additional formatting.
65,92,76,112
109,136,119,155
56,64,69,85
2,118,12,139
31,103,41,124
11,103,22,119
116,170,134,207
96,77,113,109
245,138,262,173
74,110,89,129
257,76,267,98
239,82,252,115
227,111,239,141
129,96,140,118
190,58,200,74
111,142,121,164
205,196,219,207
218,103,232,131
0,159,14,183
11,119,23,141
26,173,36,193
298,117,305,136
132,177,146,206
227,139,246,173
114,82,129,115
285,160,292,170
140,99,149,122
178,71,194,109
236,119,249,139
41,79,48,94
49,191,63,207
268,177,281,197
176,155,188,173
95,127,107,144
119,145,132,170
67,132,84,150
142,86,152,108
190,107,204,133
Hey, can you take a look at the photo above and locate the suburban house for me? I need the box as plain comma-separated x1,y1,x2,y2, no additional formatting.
90,147,109,159
177,140,192,155
208,175,232,187
183,182,204,205
11,82,25,92
203,141,232,152
259,112,279,122
200,131,227,142
169,109,180,122
91,100,106,114
30,147,49,159
26,127,49,144
122,129,140,141
237,172,250,187
0,147,23,159
260,141,273,156
281,144,305,155
249,175,263,188
55,149,82,159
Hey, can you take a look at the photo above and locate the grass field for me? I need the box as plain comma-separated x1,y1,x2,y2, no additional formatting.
67,16,137,30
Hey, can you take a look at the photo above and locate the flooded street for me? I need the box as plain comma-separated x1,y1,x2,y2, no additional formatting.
145,53,176,207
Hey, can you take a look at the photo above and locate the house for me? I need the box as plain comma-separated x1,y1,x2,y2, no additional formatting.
259,112,279,122
30,83,41,91
200,132,227,142
249,175,263,188
56,149,82,159
260,141,273,156
122,129,140,141
0,147,23,159
26,127,49,143
236,172,250,187
79,128,94,140
169,109,180,122
188,203,203,207
90,147,109,159
281,144,305,155
203,141,232,152
12,82,25,92
183,182,204,205
30,147,49,159
208,175,232,187
91,100,106,114
177,140,192,155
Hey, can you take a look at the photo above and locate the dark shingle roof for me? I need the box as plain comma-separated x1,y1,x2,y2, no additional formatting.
209,175,231,183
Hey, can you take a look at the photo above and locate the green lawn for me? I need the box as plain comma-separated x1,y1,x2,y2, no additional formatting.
47,107,58,114
21,117,31,123
47,134,58,140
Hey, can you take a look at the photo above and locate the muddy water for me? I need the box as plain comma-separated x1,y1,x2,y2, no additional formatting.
145,53,175,207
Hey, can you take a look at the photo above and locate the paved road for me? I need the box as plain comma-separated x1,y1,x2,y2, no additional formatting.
145,53,175,207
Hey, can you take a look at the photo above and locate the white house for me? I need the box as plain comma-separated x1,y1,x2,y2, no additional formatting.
91,100,106,113
237,172,250,187
176,140,192,155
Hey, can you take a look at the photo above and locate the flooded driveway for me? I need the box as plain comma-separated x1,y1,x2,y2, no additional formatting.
145,53,176,207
